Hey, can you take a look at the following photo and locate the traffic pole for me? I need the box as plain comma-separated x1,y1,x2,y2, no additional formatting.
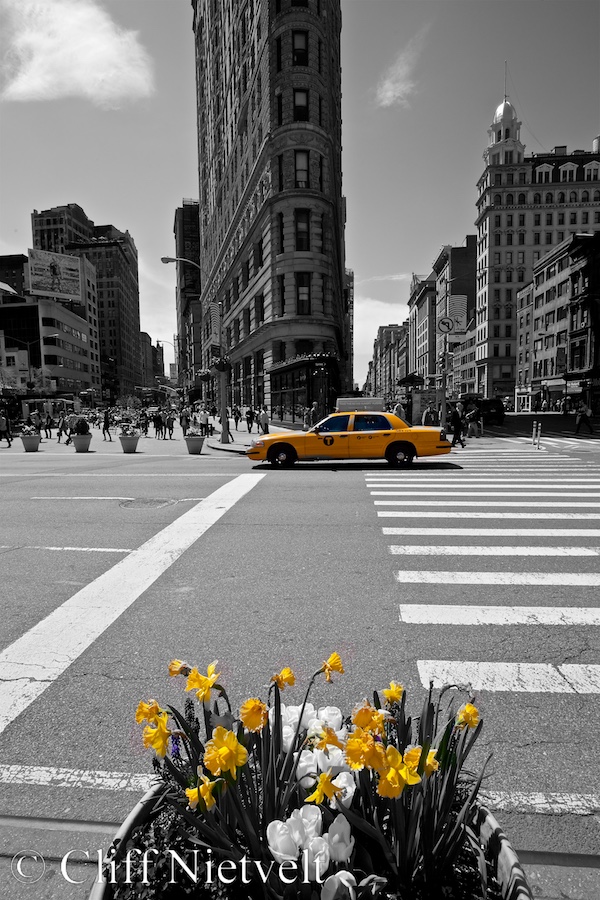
536,422,542,450
532,421,537,445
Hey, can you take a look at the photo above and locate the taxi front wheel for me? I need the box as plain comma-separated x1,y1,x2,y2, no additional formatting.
267,443,298,467
385,442,415,466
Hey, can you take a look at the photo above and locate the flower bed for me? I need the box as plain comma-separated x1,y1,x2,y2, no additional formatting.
100,654,529,899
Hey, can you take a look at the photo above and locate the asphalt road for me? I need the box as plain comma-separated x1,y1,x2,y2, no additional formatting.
0,424,599,897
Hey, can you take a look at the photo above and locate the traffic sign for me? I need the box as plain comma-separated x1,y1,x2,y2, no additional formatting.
437,316,454,334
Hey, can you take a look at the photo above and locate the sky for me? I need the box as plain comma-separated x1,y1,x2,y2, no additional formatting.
0,0,598,385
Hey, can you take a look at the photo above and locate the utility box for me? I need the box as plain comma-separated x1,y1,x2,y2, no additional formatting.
335,397,385,412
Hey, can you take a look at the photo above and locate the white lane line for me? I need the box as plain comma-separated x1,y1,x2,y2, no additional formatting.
0,764,153,794
366,480,600,486
417,660,600,693
383,527,600,536
389,545,600,556
0,473,264,736
0,473,241,477
378,511,600,519
375,500,600,508
395,570,600,586
372,491,600,498
0,545,131,553
480,791,600,816
30,496,134,501
400,604,600,625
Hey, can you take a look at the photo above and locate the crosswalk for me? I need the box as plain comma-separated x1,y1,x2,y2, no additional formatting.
365,444,600,816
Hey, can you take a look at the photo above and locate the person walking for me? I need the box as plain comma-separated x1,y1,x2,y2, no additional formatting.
166,410,175,439
56,412,67,442
199,406,209,436
102,409,112,441
245,406,255,433
0,409,12,447
575,400,594,435
393,400,406,420
180,408,190,437
258,406,269,435
43,412,53,439
310,401,320,426
421,403,438,426
232,405,241,430
450,403,466,448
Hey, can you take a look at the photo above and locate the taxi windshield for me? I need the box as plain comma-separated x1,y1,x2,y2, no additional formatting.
316,415,350,433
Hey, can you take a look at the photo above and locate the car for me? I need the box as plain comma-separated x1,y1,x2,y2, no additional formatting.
245,411,452,467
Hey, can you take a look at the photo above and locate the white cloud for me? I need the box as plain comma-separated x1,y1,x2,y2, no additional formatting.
0,0,154,108
374,24,430,109
352,295,409,389
354,272,412,287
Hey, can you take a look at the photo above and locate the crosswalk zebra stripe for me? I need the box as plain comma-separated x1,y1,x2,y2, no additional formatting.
417,660,600,693
376,500,600,508
394,570,600,586
399,604,600,625
389,545,600,556
480,790,600,816
378,511,600,519
372,491,600,498
383,527,600,536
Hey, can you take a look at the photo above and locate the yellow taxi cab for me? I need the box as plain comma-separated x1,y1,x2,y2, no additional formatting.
245,410,451,467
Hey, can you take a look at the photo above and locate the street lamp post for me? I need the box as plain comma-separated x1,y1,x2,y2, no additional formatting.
161,255,230,444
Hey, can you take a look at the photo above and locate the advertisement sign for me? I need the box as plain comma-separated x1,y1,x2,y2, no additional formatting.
447,295,468,335
28,249,81,300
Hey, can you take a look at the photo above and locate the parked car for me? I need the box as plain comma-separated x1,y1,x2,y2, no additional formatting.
246,411,452,467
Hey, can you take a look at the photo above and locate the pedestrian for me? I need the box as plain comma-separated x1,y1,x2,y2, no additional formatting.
43,412,53,439
56,412,67,442
233,405,241,430
575,400,594,435
393,400,406,420
64,412,78,445
303,406,312,431
210,404,218,420
139,410,149,436
180,408,190,437
421,403,438,426
464,403,480,439
32,410,42,434
258,406,269,434
166,410,175,439
310,401,319,426
102,409,112,441
199,406,209,436
450,403,466,448
245,406,255,433
0,409,12,447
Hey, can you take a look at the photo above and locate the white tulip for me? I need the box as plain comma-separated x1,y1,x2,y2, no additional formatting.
330,771,356,809
303,835,330,882
318,706,343,732
326,814,355,863
314,745,348,775
295,749,318,788
321,870,357,900
266,820,301,864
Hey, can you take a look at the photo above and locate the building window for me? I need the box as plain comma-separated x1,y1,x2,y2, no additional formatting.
319,154,324,191
493,344,500,357
277,94,283,126
278,213,284,253
518,232,525,245
505,344,511,357
570,212,577,225
278,154,284,191
495,215,501,227
291,0,309,5
276,36,282,72
255,294,264,325
295,150,309,187
254,238,264,272
278,275,285,316
243,307,251,336
293,89,309,121
295,209,310,251
296,272,311,314
534,233,540,245
534,214,540,226
545,233,552,245
292,31,308,66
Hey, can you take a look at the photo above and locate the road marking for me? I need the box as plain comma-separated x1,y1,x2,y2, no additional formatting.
0,473,264,736
372,491,600,498
417,660,600,693
0,764,153,794
376,500,600,508
480,790,600,816
400,604,600,625
389,545,600,556
0,545,131,553
0,472,241,477
30,496,135,501
378,511,600,519
383,527,600,536
395,570,600,586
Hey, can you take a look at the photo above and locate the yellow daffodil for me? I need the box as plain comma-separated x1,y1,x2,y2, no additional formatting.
404,746,440,777
135,699,163,725
344,728,386,772
271,667,295,690
168,659,191,677
204,726,248,778
381,681,404,706
456,703,480,730
240,698,268,733
305,770,342,805
185,661,220,703
315,726,345,752
377,746,421,799
351,700,385,735
322,652,344,682
142,713,171,758
186,774,217,811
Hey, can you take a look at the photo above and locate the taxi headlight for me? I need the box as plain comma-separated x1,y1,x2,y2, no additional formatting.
440,428,447,441
251,440,265,448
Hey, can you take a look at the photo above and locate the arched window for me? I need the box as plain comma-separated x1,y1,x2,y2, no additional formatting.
533,193,541,204
506,193,514,205
505,305,513,318
570,191,577,203
493,194,502,206
505,128,510,139
594,190,600,202
582,191,589,202
558,192,565,203
545,192,553,204
518,193,526,204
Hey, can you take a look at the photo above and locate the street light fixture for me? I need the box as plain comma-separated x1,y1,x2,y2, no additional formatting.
161,255,231,444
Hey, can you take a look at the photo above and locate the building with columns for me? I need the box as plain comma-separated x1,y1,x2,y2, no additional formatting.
190,0,351,424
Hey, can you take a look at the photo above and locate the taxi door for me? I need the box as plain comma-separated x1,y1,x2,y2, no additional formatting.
303,414,351,460
347,413,393,459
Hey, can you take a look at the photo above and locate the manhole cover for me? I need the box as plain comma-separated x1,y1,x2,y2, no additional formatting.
119,498,177,509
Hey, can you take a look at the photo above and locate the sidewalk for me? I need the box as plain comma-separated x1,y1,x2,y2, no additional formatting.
205,420,299,455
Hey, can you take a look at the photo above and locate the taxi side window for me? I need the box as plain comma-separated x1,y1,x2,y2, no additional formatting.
353,414,391,432
318,415,350,433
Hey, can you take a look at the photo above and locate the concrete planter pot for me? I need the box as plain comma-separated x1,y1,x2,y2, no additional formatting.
72,434,92,453
20,434,41,452
89,793,532,899
184,435,205,455
119,435,140,454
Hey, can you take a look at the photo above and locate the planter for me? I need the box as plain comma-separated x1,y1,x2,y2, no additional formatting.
72,434,92,453
89,793,532,900
20,434,41,452
184,435,205,455
119,435,140,454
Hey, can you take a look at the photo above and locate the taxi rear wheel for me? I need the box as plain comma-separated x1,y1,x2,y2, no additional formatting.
385,442,415,466
267,443,298,467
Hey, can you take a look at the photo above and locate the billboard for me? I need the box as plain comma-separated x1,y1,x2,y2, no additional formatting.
28,249,81,300
447,294,468,335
